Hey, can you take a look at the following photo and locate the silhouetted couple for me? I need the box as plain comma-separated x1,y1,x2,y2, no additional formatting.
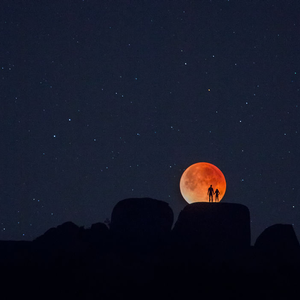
207,185,220,202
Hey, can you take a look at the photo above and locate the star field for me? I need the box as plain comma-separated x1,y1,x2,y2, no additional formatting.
0,0,299,241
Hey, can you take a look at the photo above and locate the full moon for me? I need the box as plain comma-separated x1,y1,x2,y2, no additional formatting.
180,162,226,203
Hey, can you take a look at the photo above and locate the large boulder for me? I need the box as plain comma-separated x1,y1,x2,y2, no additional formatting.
33,221,86,255
172,202,251,257
253,224,300,272
110,198,174,245
254,224,300,255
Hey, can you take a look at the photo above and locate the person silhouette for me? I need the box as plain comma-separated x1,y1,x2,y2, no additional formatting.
207,185,214,202
214,189,220,202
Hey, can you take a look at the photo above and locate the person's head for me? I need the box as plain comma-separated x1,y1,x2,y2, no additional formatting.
210,185,212,187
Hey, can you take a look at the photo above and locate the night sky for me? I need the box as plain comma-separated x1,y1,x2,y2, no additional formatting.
1,0,299,242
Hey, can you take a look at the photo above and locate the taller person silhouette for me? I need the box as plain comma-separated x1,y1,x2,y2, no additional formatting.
208,185,214,202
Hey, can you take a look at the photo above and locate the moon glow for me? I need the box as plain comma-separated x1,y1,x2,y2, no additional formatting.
180,162,226,203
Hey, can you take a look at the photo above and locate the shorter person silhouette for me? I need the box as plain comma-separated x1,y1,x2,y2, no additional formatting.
215,189,220,202
207,185,214,202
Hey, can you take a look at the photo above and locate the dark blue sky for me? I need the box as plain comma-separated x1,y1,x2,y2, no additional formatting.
1,0,299,242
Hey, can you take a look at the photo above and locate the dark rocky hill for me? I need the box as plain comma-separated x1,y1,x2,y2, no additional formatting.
0,198,299,300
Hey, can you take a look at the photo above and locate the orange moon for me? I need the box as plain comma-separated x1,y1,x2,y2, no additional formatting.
179,162,226,203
